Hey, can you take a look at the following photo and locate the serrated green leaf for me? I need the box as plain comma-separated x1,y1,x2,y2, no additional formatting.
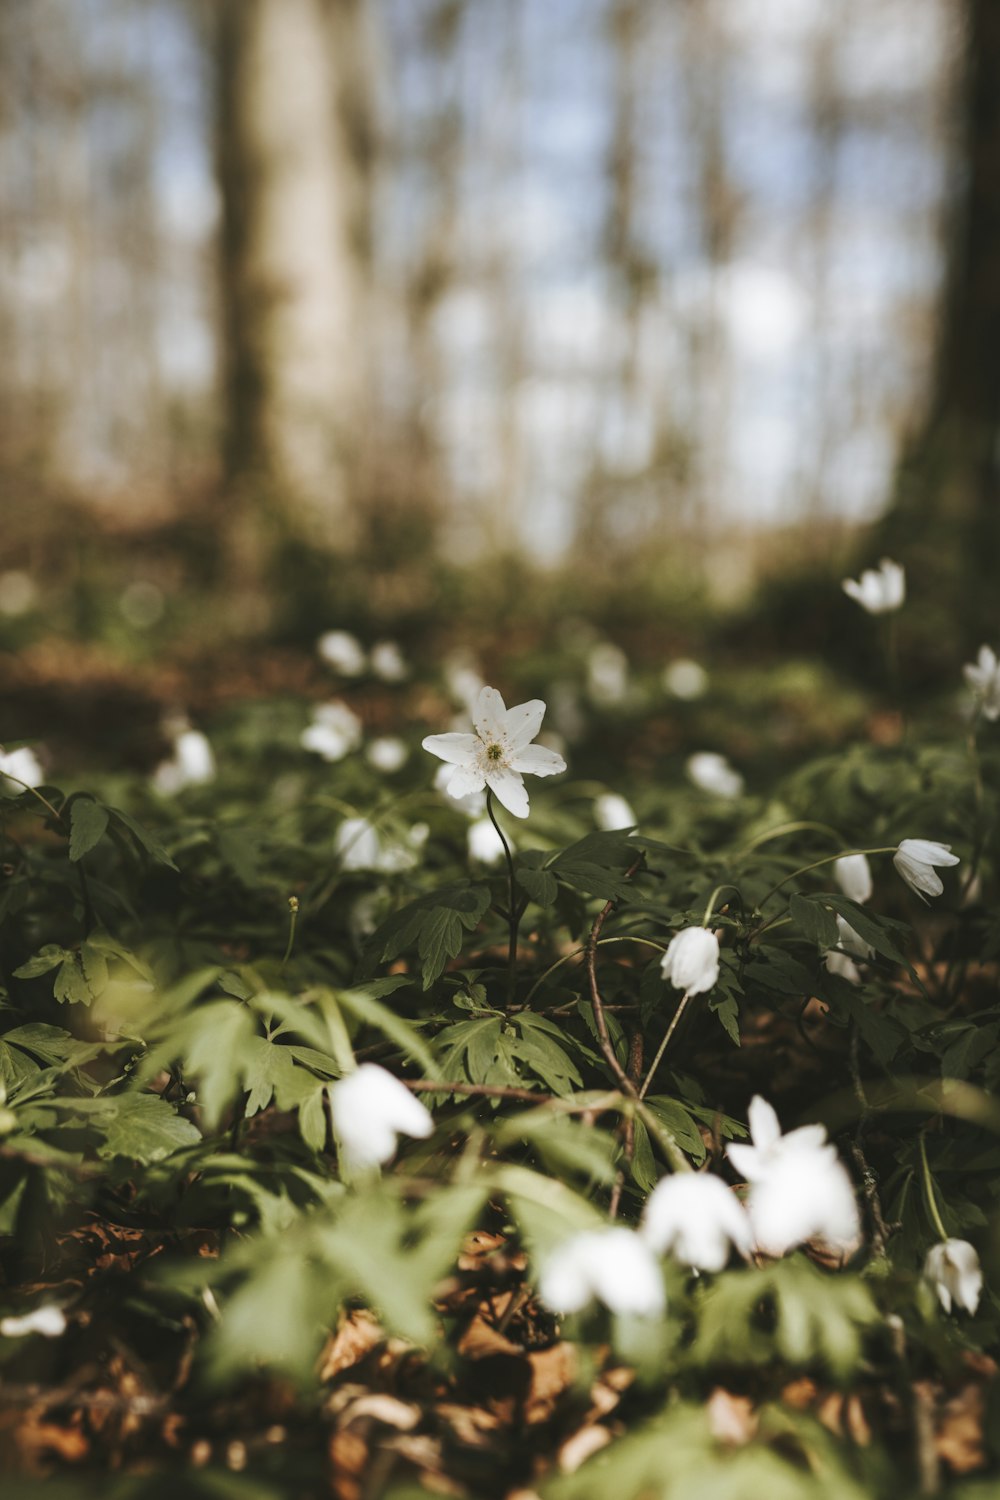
68,796,109,862
369,882,491,989
13,946,70,980
515,863,559,907
789,893,840,950
91,1092,202,1163
54,955,92,1005
109,806,179,870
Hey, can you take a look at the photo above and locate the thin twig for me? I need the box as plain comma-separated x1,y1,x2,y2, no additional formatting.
406,1079,553,1104
609,1030,644,1219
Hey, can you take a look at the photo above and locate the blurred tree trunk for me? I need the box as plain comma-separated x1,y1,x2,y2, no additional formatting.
878,0,1000,647
215,0,372,548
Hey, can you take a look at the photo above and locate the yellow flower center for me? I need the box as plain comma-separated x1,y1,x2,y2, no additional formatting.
485,743,504,763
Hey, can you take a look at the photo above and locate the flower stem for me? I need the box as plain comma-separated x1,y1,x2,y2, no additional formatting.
280,896,299,969
584,858,643,1096
486,790,519,1008
757,847,898,908
1,770,65,828
919,1131,949,1241
638,992,692,1100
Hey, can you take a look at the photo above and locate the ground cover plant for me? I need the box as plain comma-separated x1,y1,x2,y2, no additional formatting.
1,568,999,1499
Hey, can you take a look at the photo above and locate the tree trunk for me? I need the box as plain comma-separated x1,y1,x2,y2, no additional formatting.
878,0,1000,648
215,0,372,547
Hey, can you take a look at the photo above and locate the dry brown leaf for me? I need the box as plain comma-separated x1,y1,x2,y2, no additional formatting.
558,1423,612,1473
342,1393,421,1431
524,1342,576,1425
436,1401,503,1448
707,1387,757,1446
936,1383,986,1475
781,1377,819,1410
318,1307,384,1382
458,1294,524,1360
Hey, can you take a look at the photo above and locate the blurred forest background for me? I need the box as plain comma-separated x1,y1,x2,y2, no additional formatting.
1,0,997,673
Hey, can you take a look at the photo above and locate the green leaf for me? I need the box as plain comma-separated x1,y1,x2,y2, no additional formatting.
789,893,840,950
438,1015,502,1084
821,894,909,965
108,806,179,870
336,984,440,1076
13,946,69,980
709,991,741,1046
549,831,638,900
54,954,92,1005
90,1092,201,1163
515,861,559,907
510,1013,582,1095
369,881,491,988
68,796,109,861
298,1086,329,1152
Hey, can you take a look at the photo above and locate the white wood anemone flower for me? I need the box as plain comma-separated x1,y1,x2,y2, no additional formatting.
726,1095,861,1259
329,1064,434,1172
834,853,873,904
0,1304,67,1339
422,686,567,818
538,1227,665,1318
686,751,744,799
660,927,720,996
893,839,960,901
924,1239,983,1315
641,1172,753,1272
963,645,1000,721
841,557,905,614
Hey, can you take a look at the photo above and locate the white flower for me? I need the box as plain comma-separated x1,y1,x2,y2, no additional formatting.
893,839,960,901
641,1173,753,1272
587,642,630,707
366,736,408,773
595,792,636,831
823,949,863,986
434,762,486,818
422,686,566,819
0,570,37,617
335,817,425,873
329,1064,433,1172
370,641,408,682
663,658,708,700
963,645,1000,721
317,630,366,675
726,1096,861,1258
834,853,872,904
467,817,507,865
833,914,874,961
1,1304,67,1339
686,752,744,799
924,1239,982,1315
538,1227,665,1318
660,927,720,996
841,558,905,614
301,702,362,762
153,726,215,795
442,652,485,712
0,745,45,790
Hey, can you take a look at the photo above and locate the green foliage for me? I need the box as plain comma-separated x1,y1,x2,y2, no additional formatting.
1,635,999,1494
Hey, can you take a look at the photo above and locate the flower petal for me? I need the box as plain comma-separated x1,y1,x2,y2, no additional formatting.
748,1095,781,1151
473,687,508,743
446,764,487,800
421,732,479,766
509,743,567,778
505,699,546,750
485,766,530,818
